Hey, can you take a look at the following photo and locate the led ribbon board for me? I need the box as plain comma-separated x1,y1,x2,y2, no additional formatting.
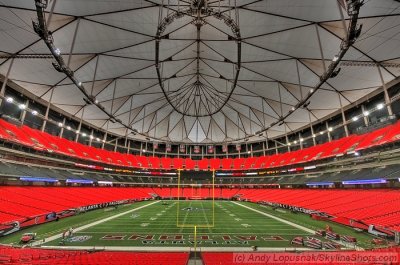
20,177,58,183
342,179,386,185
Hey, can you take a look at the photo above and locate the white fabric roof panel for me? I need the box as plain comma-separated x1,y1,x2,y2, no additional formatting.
0,0,399,143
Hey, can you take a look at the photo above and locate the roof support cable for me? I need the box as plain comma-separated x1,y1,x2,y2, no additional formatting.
255,0,364,138
32,0,149,140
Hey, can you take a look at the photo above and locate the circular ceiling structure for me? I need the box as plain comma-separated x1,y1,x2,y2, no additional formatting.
155,1,241,117
0,0,400,144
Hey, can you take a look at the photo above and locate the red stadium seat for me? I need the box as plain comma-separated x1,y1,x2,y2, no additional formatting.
2,118,400,171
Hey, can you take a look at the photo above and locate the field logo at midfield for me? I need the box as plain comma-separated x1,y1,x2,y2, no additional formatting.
67,235,92,242
181,207,210,212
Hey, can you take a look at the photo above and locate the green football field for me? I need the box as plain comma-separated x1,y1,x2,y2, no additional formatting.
0,200,378,249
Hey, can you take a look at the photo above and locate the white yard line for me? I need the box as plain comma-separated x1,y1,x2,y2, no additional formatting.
200,201,212,233
232,202,314,234
178,201,193,233
32,201,160,246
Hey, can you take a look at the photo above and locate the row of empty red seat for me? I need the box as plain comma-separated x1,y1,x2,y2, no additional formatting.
1,245,400,265
1,118,400,171
0,246,189,265
238,189,400,231
2,187,400,232
0,187,153,224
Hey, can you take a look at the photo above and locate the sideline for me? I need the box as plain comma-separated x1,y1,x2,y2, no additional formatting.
232,201,314,234
32,201,160,246
39,245,315,252
232,202,360,250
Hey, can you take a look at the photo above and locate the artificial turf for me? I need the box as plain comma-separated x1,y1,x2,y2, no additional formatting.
0,200,378,249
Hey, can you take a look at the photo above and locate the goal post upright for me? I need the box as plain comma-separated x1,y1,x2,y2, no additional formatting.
176,168,215,228
176,168,181,228
212,169,215,227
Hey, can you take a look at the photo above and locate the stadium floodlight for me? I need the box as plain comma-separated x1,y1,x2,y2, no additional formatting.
320,131,324,135
96,137,100,142
52,62,63,72
18,104,26,110
76,130,80,134
81,133,87,137
57,122,63,127
352,116,359,122
312,134,316,138
363,111,370,116
34,0,48,8
31,110,38,115
332,55,339,62
6,97,13,103
78,82,82,86
287,142,291,146
54,48,61,55
309,89,314,93
67,126,71,130
376,103,384,110
299,138,304,142
328,127,333,132
89,135,94,139
142,149,146,153
247,150,251,154
329,68,341,78
294,140,297,144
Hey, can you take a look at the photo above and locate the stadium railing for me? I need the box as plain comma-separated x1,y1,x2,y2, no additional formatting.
0,246,189,265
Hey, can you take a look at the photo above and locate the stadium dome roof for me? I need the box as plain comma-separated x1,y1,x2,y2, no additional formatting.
0,0,399,144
